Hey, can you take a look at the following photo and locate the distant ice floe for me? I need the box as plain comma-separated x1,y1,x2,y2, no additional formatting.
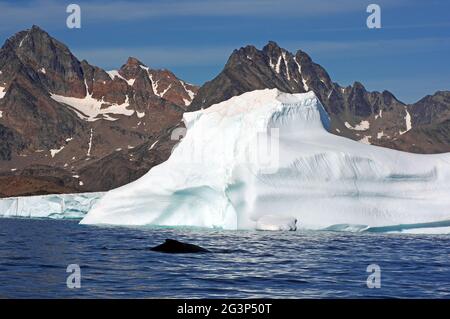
0,193,104,219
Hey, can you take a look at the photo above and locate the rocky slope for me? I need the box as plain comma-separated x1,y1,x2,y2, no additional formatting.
0,26,198,196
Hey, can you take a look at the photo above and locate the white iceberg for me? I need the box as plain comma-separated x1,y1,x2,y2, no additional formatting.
80,89,450,233
0,192,104,219
256,215,297,231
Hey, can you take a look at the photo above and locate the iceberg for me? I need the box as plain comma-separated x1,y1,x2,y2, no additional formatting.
80,89,450,233
256,215,297,231
0,192,104,219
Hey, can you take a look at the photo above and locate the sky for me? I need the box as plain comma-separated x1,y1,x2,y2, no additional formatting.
0,0,449,103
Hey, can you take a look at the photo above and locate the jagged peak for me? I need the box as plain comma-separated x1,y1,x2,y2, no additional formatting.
19,25,51,43
2,24,69,55
433,90,450,97
231,42,296,62
234,44,258,55
29,25,47,34
125,57,146,67
263,40,281,51
295,49,312,63
352,81,366,90
381,90,395,97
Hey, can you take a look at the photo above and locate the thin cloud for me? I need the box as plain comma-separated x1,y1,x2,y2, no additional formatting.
284,37,450,58
0,0,409,28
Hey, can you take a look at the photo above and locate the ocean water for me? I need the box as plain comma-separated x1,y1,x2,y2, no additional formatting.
0,217,449,298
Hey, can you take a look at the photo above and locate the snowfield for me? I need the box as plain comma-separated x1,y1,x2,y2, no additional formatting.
50,81,134,121
79,89,450,233
0,85,6,99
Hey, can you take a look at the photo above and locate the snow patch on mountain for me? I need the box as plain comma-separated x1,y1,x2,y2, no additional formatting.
400,106,412,135
282,51,290,80
345,120,370,131
0,86,6,99
160,84,172,97
50,82,134,121
136,111,145,118
149,139,159,150
87,128,93,157
375,109,383,119
50,145,64,158
107,70,126,82
294,57,309,91
275,55,282,74
180,80,196,105
148,73,161,97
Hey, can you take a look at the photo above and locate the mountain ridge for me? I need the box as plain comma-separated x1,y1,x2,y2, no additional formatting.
0,26,449,197
190,41,449,153
0,25,198,196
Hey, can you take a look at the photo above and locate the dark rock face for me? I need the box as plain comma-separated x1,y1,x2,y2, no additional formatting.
150,239,210,254
384,91,450,153
409,91,450,126
0,26,198,197
78,121,181,192
190,41,449,153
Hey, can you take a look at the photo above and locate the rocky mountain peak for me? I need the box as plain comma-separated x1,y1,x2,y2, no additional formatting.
125,56,145,67
231,44,257,57
0,26,199,195
3,25,48,49
263,40,282,53
190,42,328,111
119,57,148,80
0,25,86,98
295,49,313,64
189,41,448,153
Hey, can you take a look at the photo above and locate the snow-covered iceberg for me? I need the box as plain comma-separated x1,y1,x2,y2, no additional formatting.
81,89,450,233
0,192,104,219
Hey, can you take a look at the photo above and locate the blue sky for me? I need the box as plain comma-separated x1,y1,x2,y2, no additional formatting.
0,0,449,103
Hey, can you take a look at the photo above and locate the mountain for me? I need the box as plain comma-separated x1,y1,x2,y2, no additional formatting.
0,27,448,198
0,26,198,197
190,41,450,153
383,91,450,153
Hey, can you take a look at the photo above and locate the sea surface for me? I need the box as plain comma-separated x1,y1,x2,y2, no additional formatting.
0,217,449,298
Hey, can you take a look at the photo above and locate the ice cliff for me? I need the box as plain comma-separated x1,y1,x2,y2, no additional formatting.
80,89,450,232
0,193,103,219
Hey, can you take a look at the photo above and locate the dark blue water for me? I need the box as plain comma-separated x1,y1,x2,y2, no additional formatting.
0,217,449,298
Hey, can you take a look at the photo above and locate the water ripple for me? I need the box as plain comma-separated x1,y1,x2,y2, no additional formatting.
0,218,449,298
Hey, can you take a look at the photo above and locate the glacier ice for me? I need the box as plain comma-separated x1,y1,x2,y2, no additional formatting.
0,192,104,219
80,89,450,233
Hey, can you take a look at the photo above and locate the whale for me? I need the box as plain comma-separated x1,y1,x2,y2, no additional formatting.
150,239,210,254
